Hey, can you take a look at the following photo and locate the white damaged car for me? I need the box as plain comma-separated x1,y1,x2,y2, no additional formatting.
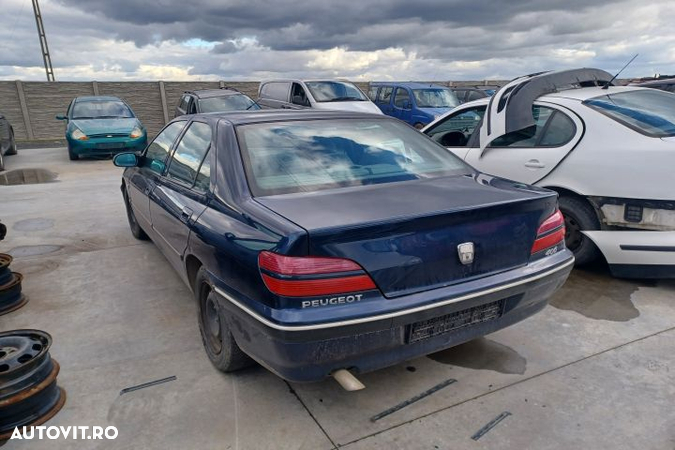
423,68,675,278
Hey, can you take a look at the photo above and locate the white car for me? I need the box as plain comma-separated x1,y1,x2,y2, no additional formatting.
423,68,675,278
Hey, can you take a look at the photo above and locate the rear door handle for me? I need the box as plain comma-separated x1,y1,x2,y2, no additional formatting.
181,206,193,222
525,159,546,169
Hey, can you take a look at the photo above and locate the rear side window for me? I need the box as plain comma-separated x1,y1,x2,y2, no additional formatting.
367,86,379,101
377,87,393,104
236,119,471,196
143,121,186,172
489,106,576,148
178,95,190,112
584,89,675,137
167,122,212,186
261,82,290,101
466,90,487,102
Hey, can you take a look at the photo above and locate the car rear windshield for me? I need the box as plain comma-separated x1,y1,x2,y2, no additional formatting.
72,100,133,119
236,119,472,196
305,82,368,102
583,89,675,137
412,89,459,108
199,94,260,113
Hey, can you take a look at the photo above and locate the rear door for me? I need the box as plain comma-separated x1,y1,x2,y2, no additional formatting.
465,103,582,184
149,120,212,268
391,87,413,124
127,121,187,230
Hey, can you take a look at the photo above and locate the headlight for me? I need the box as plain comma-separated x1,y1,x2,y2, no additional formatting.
130,126,143,139
71,128,88,140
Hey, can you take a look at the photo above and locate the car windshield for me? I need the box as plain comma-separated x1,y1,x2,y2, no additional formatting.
412,89,459,108
584,89,675,137
305,81,368,102
236,119,472,196
72,100,133,119
199,94,260,112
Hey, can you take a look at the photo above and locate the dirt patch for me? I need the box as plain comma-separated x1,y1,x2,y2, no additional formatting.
13,218,55,231
0,168,58,185
428,337,527,375
549,266,645,322
8,245,63,258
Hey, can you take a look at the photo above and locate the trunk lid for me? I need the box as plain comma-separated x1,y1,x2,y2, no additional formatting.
255,174,557,298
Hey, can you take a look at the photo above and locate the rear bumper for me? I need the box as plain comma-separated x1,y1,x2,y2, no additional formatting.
583,231,675,278
213,251,574,382
67,136,147,156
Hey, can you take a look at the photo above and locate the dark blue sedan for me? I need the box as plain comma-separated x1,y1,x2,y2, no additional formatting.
113,110,574,384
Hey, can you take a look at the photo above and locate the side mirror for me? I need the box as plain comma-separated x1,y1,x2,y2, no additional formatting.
113,152,139,168
55,115,67,121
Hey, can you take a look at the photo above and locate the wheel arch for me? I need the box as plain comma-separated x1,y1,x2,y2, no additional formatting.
185,254,203,292
542,186,602,223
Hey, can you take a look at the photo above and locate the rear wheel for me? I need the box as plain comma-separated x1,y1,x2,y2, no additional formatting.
413,122,425,130
195,267,253,372
0,151,4,171
558,196,600,265
123,190,148,240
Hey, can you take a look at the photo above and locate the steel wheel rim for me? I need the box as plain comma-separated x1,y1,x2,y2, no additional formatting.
202,290,222,355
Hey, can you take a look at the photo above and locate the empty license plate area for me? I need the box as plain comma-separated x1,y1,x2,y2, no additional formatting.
96,142,124,149
407,299,505,343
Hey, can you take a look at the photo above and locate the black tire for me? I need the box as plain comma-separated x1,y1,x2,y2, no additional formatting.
195,267,253,372
413,122,425,130
5,129,17,155
558,195,601,265
0,151,4,171
67,145,78,161
123,190,148,240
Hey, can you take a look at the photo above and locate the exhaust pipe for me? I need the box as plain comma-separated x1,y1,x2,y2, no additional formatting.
332,369,365,391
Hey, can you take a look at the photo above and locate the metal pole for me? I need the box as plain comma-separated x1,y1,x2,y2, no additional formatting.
31,0,55,82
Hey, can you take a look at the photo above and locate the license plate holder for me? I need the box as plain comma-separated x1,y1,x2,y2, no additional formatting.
407,299,505,344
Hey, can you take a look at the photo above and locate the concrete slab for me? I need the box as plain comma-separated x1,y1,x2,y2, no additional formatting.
341,328,675,450
1,147,673,449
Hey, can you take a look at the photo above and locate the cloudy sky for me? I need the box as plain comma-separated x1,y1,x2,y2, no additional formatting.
1,0,674,81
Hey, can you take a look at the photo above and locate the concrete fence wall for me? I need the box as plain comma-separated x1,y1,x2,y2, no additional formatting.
0,80,507,141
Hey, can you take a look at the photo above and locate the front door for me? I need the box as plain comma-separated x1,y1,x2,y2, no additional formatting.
127,121,187,230
149,121,212,269
391,87,413,124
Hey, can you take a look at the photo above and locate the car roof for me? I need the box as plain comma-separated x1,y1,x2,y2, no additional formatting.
184,109,389,126
188,89,243,99
370,82,448,89
75,96,122,102
260,79,355,84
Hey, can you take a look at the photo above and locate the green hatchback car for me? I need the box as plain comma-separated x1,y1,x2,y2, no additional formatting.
57,96,147,160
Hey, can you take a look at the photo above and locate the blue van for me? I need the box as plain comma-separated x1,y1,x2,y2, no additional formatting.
368,82,460,129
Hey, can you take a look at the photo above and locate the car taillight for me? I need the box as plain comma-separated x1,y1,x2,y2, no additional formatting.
258,251,377,297
531,209,565,254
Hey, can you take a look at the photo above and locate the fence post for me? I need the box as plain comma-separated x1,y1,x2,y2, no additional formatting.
92,81,100,95
15,81,34,140
158,81,169,124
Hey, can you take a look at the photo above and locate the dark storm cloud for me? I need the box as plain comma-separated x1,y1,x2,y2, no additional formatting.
54,0,621,51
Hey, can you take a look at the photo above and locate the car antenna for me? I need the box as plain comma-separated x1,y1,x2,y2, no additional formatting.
603,54,638,89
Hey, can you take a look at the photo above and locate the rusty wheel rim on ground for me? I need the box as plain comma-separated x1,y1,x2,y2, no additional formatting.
0,330,65,439
0,273,28,316
0,254,12,286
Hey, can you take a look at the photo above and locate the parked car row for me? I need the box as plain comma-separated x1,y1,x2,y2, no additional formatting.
38,67,674,386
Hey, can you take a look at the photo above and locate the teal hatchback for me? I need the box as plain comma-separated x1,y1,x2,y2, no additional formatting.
57,96,147,160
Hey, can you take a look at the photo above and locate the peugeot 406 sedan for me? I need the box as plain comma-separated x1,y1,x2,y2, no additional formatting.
113,110,573,383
